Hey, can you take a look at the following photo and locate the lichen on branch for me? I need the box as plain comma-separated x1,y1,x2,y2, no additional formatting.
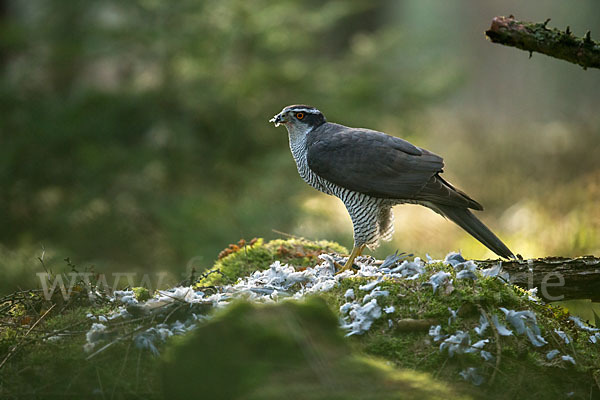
485,16,600,70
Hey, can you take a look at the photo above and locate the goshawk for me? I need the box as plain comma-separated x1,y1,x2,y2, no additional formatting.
270,105,514,272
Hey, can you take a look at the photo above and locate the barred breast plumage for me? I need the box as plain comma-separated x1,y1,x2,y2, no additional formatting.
289,135,392,249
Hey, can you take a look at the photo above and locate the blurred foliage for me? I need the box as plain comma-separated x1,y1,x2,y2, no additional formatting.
0,0,460,293
1,0,600,294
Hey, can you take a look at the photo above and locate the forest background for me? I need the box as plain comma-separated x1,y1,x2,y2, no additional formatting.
1,0,599,295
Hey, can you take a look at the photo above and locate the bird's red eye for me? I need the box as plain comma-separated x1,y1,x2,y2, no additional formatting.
296,113,304,120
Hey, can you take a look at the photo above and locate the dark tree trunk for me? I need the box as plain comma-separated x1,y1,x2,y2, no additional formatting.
478,256,600,302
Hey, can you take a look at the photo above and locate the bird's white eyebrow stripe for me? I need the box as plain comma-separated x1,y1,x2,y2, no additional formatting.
284,107,321,114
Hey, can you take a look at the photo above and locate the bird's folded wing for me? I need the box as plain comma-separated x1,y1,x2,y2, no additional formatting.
306,124,482,209
306,125,441,198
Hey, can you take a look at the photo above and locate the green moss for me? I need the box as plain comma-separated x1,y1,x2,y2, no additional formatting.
0,312,161,399
0,295,164,399
196,237,347,287
132,287,151,302
7,303,26,319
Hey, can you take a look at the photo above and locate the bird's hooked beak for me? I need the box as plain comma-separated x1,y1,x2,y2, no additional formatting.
269,112,286,127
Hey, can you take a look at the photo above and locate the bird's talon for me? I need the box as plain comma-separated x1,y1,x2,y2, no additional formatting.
334,261,356,275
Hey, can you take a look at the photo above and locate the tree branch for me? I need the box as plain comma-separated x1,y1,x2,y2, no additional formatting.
485,16,600,70
478,256,600,302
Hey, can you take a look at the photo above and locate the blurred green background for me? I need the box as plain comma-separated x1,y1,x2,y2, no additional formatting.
1,0,599,295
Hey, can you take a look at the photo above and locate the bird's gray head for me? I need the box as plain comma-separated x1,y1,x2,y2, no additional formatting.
269,105,326,134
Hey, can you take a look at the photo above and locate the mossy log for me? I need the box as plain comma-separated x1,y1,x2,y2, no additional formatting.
478,256,600,302
1,238,600,399
485,16,600,70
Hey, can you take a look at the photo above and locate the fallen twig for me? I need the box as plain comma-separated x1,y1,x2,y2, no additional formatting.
0,303,56,370
478,306,501,386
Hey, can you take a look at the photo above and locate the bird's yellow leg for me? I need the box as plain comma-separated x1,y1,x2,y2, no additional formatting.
336,244,365,274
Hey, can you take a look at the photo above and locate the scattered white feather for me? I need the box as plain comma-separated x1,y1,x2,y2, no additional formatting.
135,333,159,355
555,329,571,345
480,263,509,281
84,323,109,353
456,270,478,280
340,302,353,314
316,254,337,273
429,325,446,342
86,323,107,343
453,260,478,273
500,307,537,335
359,279,381,292
362,287,389,304
480,263,501,278
525,326,547,347
480,350,494,361
440,330,471,357
344,288,355,300
474,313,489,336
500,307,545,346
546,349,560,360
113,290,138,305
427,271,451,293
561,355,576,365
448,307,458,325
525,287,539,303
569,316,599,332
459,367,484,386
380,251,407,269
340,298,382,336
389,260,425,279
444,252,466,267
492,315,513,336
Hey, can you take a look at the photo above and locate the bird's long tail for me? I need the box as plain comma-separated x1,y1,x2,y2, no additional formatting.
434,205,515,259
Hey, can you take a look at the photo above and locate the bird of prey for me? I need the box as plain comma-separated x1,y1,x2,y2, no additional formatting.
270,105,515,272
